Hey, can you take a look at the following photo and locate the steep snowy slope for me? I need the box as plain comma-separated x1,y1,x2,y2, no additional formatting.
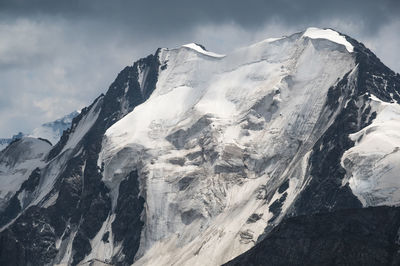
0,27,399,266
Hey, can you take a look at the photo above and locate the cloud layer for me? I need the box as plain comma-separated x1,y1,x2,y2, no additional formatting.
0,0,399,137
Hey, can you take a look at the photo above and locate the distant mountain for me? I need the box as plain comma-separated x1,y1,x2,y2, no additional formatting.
0,132,24,152
0,27,399,266
0,111,79,152
29,111,80,145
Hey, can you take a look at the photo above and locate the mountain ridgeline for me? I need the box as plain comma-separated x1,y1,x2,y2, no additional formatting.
0,28,399,266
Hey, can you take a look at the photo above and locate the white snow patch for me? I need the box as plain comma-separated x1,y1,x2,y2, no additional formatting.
137,63,151,94
182,43,226,58
303,27,354,52
263,37,284,43
42,191,59,208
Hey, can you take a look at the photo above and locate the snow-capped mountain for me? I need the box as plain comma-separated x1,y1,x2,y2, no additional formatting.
0,111,79,152
0,27,399,266
0,132,24,152
29,111,81,146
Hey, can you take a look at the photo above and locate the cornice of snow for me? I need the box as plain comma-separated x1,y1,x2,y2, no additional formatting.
181,43,226,58
302,27,354,53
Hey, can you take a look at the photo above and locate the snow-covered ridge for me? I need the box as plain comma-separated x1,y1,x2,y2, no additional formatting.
182,43,226,58
182,27,353,60
303,27,354,53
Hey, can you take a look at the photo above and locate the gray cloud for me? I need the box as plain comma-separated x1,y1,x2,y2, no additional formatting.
0,0,399,137
1,0,399,33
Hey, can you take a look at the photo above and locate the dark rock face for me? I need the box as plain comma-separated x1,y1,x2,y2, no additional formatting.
0,51,161,266
247,213,263,224
0,167,41,227
277,180,289,194
111,170,145,265
0,207,58,266
347,37,400,104
268,192,287,223
225,206,400,266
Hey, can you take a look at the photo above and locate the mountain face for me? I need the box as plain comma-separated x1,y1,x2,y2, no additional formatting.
0,27,399,266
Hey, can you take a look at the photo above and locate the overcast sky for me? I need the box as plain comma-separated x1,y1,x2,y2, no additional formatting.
0,0,399,137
